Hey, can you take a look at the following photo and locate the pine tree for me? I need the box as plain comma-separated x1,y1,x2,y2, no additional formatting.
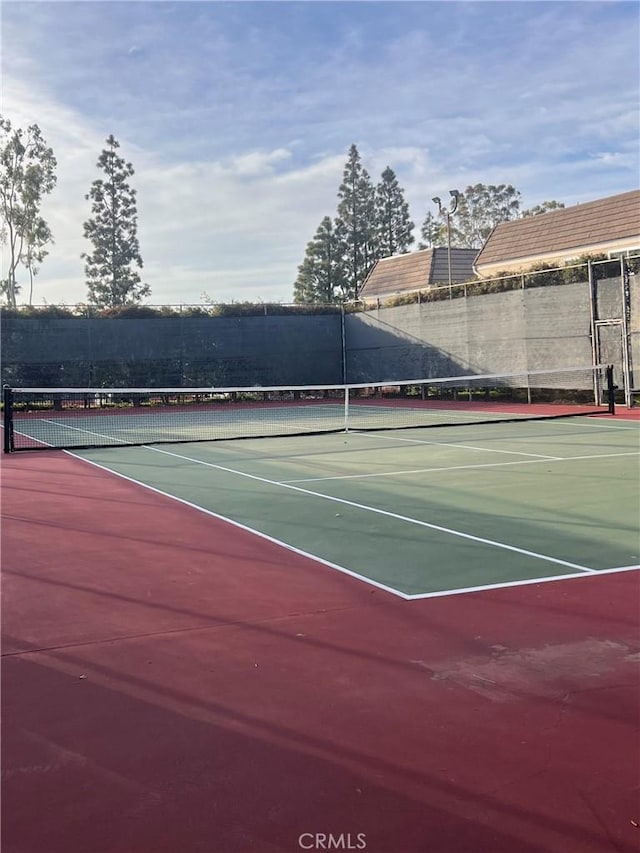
82,134,149,307
293,216,347,303
375,166,415,258
336,144,376,299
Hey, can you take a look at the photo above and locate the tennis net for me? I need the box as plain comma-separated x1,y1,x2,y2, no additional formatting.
3,365,615,452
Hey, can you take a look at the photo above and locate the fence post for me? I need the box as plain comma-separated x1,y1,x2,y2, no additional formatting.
340,303,347,385
587,259,600,403
620,256,633,408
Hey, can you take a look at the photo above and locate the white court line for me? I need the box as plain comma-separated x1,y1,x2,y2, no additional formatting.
348,427,562,459
553,418,640,431
11,428,55,448
54,449,639,601
351,407,531,424
285,458,549,483
40,419,129,444
350,430,560,459
283,450,640,483
62,450,409,599
404,564,640,600
144,445,598,574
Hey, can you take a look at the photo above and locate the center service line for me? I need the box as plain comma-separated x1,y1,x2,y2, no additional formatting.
144,445,597,573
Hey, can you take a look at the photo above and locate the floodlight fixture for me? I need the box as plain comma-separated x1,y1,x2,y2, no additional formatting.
432,189,461,295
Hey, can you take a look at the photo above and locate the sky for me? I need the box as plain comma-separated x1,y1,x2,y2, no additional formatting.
1,0,639,306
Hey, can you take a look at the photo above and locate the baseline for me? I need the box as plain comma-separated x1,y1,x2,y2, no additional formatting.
404,564,639,600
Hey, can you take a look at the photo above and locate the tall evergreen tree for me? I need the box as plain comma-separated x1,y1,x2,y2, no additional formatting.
0,117,57,307
374,166,415,258
293,216,347,303
82,134,149,307
336,144,376,299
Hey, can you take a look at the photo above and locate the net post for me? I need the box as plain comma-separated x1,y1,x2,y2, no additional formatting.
344,386,350,432
3,386,14,453
606,365,616,415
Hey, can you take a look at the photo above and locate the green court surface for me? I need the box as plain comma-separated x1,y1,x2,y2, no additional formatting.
74,416,640,598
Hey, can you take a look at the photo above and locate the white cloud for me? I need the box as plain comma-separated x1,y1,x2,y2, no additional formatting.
1,1,638,306
228,148,292,177
2,77,350,305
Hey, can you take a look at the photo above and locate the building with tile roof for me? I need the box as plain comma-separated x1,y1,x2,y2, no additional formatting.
474,189,640,277
358,247,478,300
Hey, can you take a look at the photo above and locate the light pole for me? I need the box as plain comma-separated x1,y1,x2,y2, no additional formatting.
432,190,460,297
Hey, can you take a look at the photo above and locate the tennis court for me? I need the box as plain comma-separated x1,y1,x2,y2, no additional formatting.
68,413,639,597
2,379,639,852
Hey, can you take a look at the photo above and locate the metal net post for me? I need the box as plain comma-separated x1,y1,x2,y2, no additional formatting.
3,386,14,453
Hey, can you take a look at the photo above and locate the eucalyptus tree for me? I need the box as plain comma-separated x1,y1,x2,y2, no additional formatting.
23,217,53,305
521,200,565,217
0,117,57,306
418,211,446,249
450,183,522,248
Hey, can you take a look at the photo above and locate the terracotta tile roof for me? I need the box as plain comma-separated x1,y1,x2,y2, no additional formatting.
359,248,478,298
475,189,640,270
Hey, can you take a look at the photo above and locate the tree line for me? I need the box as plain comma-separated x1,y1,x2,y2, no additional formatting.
1,117,147,309
294,143,565,304
1,118,565,309
293,144,415,304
